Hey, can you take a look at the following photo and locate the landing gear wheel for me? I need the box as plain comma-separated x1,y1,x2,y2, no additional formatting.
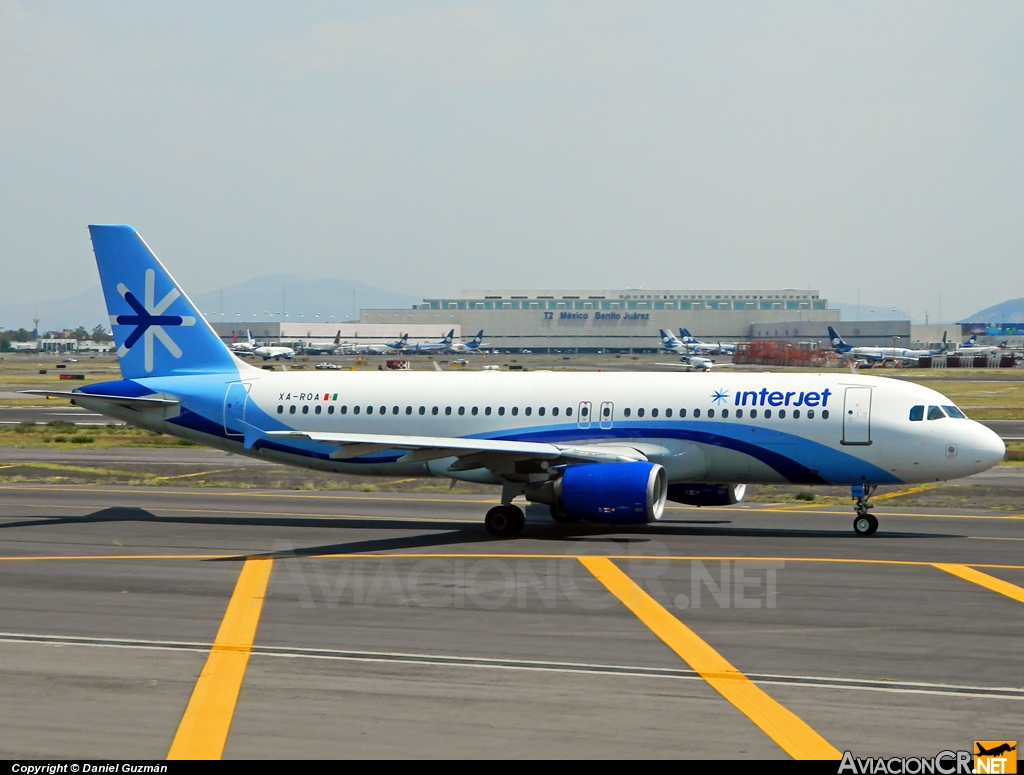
485,505,525,537
549,505,580,523
853,514,879,536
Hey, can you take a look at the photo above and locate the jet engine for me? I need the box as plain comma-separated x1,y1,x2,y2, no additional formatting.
666,483,746,507
526,461,667,524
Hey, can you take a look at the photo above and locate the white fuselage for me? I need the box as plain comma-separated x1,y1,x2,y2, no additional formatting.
92,369,1005,488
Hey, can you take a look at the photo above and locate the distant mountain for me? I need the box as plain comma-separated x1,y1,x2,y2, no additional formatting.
829,302,916,323
959,298,1024,324
0,275,422,333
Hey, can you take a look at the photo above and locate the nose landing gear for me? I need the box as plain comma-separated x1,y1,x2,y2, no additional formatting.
851,483,878,536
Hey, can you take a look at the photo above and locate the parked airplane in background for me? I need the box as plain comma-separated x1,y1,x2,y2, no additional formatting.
228,329,258,355
679,353,715,371
448,330,489,354
301,331,343,356
679,329,736,356
409,329,455,354
828,327,943,365
659,329,688,354
958,334,1007,356
32,225,1004,540
253,341,295,361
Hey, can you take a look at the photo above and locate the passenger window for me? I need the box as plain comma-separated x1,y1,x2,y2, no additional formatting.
353,406,360,415
419,406,425,415
736,409,743,418
807,409,814,419
942,405,966,419
792,409,800,419
721,409,728,418
366,406,373,415
445,406,452,415
764,409,772,418
472,407,478,415
511,407,519,416
566,407,573,417
822,410,829,419
538,407,545,416
432,406,439,415
707,408,715,418
581,407,589,417
602,406,610,417
340,406,347,415
328,405,335,415
624,408,631,417
638,408,645,418
315,405,322,415
927,406,946,420
679,408,687,418
498,407,505,416
693,408,701,418
486,407,492,416
289,405,296,414
525,407,532,416
749,409,757,418
406,406,412,415
458,406,465,415
552,407,559,416
778,409,786,419
302,405,309,414
277,405,283,414
666,408,673,418
392,406,399,415
909,405,924,421
380,406,386,415
652,408,659,418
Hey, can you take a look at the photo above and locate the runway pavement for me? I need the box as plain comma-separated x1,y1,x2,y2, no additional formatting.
0,483,1021,759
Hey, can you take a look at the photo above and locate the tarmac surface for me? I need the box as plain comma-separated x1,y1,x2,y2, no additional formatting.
0,483,1021,759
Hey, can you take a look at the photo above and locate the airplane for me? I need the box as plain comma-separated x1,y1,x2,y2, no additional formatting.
679,329,736,356
976,743,1016,757
300,331,343,356
409,329,455,354
30,225,1004,539
353,334,407,356
253,340,295,360
659,329,688,354
827,327,942,365
655,353,719,371
228,329,258,355
958,334,1007,356
447,330,490,354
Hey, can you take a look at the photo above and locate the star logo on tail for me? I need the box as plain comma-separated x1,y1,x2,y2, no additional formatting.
111,269,195,373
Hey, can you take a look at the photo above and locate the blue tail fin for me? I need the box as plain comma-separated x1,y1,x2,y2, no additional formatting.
89,225,239,379
827,326,851,352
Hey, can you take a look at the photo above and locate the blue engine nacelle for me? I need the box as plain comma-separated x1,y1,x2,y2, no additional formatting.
543,462,668,524
666,483,746,507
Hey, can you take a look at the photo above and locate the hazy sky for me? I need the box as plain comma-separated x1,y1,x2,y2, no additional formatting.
1,1,1021,322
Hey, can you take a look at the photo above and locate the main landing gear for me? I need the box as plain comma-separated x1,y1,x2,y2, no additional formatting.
851,483,878,536
484,504,525,537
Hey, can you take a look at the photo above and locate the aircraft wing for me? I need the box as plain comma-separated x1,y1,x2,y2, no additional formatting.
20,390,180,407
264,430,647,464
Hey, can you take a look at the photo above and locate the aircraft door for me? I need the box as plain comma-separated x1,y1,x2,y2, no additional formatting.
577,401,592,430
224,382,251,437
842,387,872,445
599,401,614,429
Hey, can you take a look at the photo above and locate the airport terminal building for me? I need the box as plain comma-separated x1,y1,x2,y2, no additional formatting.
361,288,842,352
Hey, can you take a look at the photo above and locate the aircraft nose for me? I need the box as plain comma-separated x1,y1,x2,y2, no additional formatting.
972,423,1005,472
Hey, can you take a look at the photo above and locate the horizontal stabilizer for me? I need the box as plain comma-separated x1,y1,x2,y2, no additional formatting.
20,390,179,407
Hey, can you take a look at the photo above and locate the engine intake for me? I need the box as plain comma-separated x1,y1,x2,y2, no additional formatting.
526,461,667,524
666,483,746,507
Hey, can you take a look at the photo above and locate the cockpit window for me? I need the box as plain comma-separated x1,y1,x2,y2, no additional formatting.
927,405,946,420
909,405,924,422
942,405,967,419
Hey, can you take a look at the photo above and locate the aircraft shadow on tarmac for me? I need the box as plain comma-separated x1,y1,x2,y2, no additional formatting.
0,506,966,558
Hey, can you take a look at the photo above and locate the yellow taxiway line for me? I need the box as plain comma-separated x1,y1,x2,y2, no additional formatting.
167,558,273,760
579,556,840,760
933,564,1024,605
